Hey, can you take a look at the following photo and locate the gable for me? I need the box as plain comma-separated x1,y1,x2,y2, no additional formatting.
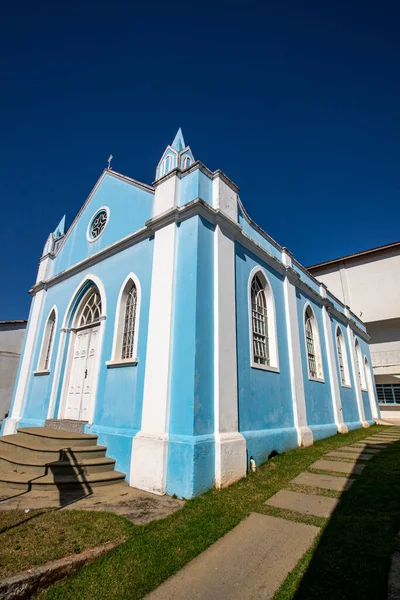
53,172,154,275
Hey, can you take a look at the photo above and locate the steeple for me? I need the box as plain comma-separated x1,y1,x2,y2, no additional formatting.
155,129,195,180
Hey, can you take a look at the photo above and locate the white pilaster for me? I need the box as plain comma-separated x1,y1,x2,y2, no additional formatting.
214,222,246,488
282,250,313,447
4,290,46,435
320,285,348,434
345,308,369,428
130,174,179,494
212,173,238,222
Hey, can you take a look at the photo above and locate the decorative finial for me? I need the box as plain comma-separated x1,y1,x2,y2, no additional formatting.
107,154,113,170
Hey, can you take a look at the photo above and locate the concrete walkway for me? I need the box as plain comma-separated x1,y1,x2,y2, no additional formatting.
146,426,400,599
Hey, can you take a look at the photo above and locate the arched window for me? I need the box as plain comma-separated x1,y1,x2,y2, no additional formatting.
304,305,324,380
249,269,279,370
336,326,350,386
108,275,141,366
121,282,137,359
78,288,101,327
38,309,56,372
355,339,367,390
182,156,191,169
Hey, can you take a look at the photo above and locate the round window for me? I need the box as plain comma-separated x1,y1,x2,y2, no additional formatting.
90,210,108,240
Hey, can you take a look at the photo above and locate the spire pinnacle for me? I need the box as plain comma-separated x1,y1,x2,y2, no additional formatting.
171,128,185,152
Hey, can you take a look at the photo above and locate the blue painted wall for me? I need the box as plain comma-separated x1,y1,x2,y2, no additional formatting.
53,172,153,276
235,243,297,465
330,317,361,429
178,170,212,207
17,237,154,478
296,291,337,440
167,216,215,498
238,207,282,261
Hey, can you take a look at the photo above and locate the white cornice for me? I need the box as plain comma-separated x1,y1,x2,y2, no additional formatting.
28,197,369,342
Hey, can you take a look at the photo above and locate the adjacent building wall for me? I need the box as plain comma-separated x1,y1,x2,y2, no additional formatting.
0,322,27,421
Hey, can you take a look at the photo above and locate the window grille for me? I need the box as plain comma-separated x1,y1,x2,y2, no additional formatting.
336,330,346,385
121,284,137,359
305,308,317,378
376,384,400,404
90,210,107,239
79,289,101,327
251,274,269,366
44,315,56,370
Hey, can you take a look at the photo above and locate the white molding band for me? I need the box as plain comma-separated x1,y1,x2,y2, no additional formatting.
282,250,313,447
214,223,247,488
320,285,348,434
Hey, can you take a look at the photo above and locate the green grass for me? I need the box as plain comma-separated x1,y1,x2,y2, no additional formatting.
0,509,132,580
33,423,400,600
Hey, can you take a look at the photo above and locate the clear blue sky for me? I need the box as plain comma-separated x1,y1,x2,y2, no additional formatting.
1,0,399,319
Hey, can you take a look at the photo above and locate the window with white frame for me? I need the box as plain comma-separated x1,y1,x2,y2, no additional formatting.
121,282,137,359
336,326,350,386
304,305,324,380
249,270,278,370
182,156,191,169
355,339,367,389
38,309,56,371
109,276,140,366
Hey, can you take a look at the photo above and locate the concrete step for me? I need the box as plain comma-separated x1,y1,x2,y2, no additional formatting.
17,427,98,447
325,451,373,461
310,459,365,475
0,449,116,476
291,472,354,491
0,468,126,491
337,446,380,455
45,419,87,433
0,435,107,461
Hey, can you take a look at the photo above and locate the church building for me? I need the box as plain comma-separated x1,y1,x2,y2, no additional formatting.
2,130,380,498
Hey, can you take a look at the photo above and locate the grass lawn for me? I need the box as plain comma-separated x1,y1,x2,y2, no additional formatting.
0,509,133,580
33,423,400,600
1,425,398,598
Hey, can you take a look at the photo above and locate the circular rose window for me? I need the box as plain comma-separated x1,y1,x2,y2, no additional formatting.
90,210,108,240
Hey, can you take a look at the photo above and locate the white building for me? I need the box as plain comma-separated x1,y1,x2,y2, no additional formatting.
308,241,400,419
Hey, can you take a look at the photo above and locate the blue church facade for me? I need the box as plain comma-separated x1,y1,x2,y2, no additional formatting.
3,130,380,498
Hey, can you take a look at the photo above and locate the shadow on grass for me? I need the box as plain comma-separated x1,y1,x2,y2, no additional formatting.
0,449,92,534
290,439,400,600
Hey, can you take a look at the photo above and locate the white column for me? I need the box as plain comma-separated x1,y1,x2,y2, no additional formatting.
345,308,369,428
130,174,178,494
214,222,247,488
4,290,46,435
319,285,348,434
282,250,313,447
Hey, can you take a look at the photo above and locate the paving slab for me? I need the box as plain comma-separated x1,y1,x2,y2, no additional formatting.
291,472,354,491
325,451,372,461
146,513,319,600
388,551,400,600
310,459,365,475
266,489,339,518
355,440,391,446
336,446,380,455
369,437,400,442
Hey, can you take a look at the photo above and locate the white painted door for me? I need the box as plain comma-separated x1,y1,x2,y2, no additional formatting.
65,326,99,421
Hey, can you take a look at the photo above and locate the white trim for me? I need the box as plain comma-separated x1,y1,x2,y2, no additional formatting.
281,249,313,447
363,355,379,420
214,223,246,488
248,266,280,372
5,290,47,434
303,302,324,382
130,222,177,493
354,338,367,391
86,206,110,243
106,358,138,368
110,272,141,363
33,369,50,376
36,305,58,373
346,324,368,427
335,324,351,387
55,275,107,424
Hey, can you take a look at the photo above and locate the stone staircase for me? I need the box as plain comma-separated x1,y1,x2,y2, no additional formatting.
0,427,125,491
